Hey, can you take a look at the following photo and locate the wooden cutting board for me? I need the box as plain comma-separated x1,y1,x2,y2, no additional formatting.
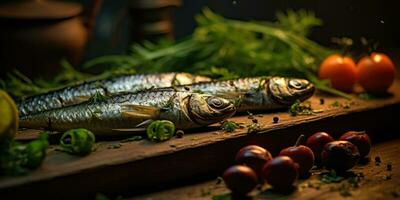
1,81,400,200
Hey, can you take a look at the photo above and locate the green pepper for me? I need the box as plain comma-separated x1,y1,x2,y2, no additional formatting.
59,129,95,156
146,120,176,142
24,132,49,169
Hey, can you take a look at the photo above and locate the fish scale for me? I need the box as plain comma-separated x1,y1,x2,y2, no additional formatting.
19,90,236,135
17,73,211,117
172,77,315,112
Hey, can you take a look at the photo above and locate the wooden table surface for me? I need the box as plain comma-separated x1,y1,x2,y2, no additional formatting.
1,81,400,199
130,138,400,200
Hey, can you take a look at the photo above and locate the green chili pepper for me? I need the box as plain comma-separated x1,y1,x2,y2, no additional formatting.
0,131,49,175
24,132,49,169
146,120,176,142
59,129,95,156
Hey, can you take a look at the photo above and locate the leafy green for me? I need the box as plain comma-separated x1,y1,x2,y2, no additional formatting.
220,120,242,132
276,9,322,36
84,8,349,98
0,132,49,175
289,100,314,116
0,9,349,99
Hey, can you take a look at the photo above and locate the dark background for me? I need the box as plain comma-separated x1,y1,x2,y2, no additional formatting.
82,0,400,61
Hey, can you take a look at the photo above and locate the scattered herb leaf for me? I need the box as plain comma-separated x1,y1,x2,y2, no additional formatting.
220,120,241,132
247,122,261,134
120,136,143,143
289,100,314,116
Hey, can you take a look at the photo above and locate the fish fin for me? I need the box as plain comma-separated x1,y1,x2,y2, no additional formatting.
135,119,153,128
121,104,160,119
68,96,91,105
217,92,242,98
112,128,147,132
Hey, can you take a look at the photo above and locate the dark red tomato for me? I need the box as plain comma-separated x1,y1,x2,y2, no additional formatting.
305,132,335,164
235,145,272,178
222,165,258,195
321,141,360,172
279,145,314,176
262,156,299,189
357,53,396,93
339,131,371,158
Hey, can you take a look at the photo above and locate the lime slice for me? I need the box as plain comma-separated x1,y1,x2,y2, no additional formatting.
0,90,18,143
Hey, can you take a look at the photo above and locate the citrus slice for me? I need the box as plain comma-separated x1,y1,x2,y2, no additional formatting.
0,90,18,143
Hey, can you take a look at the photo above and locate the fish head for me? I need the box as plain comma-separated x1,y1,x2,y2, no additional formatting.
268,77,315,105
188,94,236,126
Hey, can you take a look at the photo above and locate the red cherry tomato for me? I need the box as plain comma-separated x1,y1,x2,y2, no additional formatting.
357,53,396,93
319,54,358,92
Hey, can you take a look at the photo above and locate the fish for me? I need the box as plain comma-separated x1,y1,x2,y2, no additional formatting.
170,76,315,112
19,90,236,136
17,73,211,117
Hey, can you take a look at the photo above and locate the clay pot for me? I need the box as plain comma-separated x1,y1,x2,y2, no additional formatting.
128,0,181,42
0,0,102,79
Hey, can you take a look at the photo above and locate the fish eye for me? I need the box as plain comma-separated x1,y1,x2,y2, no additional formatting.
289,79,307,90
207,97,227,109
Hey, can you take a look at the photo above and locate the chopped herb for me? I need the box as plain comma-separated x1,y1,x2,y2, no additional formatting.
220,120,241,132
88,91,109,103
161,95,176,111
331,100,341,107
120,136,143,143
192,89,204,94
247,122,260,134
289,100,314,116
358,93,377,100
273,116,279,123
176,130,185,138
328,174,364,197
320,170,344,183
233,96,243,107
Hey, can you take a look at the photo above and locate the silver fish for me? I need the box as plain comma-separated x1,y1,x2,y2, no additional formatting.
171,77,315,112
19,90,236,135
17,73,211,116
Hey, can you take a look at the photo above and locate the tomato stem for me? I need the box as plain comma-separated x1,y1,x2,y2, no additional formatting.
294,134,305,147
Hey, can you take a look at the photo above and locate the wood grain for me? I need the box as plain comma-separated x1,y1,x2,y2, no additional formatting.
1,81,400,199
129,138,400,200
